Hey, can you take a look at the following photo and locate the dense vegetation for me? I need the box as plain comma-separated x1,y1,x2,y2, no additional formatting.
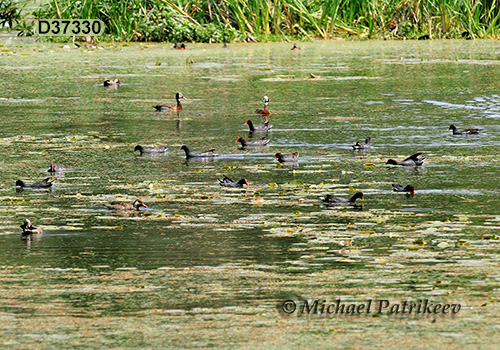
3,0,500,41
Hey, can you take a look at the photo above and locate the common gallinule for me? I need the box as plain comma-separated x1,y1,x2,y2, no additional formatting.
134,145,168,155
105,199,147,211
16,178,56,188
392,184,415,195
386,153,426,166
154,92,186,111
236,136,269,147
217,175,249,188
20,218,43,237
320,192,364,204
275,152,299,163
179,145,218,158
291,44,301,51
103,78,121,87
255,96,271,116
448,124,480,135
47,164,64,173
352,137,371,150
246,119,272,133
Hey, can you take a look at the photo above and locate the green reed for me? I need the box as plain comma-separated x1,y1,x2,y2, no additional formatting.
19,0,500,41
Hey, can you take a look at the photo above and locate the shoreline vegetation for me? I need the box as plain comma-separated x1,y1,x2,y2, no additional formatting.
2,0,500,42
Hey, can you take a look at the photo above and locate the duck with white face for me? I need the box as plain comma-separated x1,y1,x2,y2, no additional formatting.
20,218,43,239
255,96,271,116
104,199,148,211
104,78,121,87
154,92,186,111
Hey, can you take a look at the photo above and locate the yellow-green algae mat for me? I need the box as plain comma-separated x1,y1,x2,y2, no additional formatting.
1,262,500,349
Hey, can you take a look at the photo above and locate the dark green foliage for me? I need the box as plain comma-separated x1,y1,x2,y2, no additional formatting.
0,0,22,29
15,0,500,41
28,0,239,42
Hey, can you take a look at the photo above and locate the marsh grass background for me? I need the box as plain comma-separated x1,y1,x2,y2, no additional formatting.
5,0,500,41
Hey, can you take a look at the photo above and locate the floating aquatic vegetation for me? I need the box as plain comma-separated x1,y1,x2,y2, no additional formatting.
1,41,500,349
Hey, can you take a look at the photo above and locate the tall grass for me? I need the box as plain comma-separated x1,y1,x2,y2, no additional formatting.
26,0,500,41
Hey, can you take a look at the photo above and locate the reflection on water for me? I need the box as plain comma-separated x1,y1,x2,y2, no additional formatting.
1,39,500,347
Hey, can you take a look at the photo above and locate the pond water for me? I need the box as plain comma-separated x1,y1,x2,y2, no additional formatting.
1,38,499,348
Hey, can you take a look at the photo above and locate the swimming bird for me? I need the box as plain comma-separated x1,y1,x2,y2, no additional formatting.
320,192,364,204
291,44,301,51
448,124,480,135
392,184,415,195
105,199,147,211
47,164,64,173
134,145,168,155
246,119,272,133
20,218,43,239
255,96,271,116
275,152,299,163
217,175,249,188
104,78,121,87
386,153,426,166
173,43,186,49
179,145,218,158
352,137,371,150
154,92,186,111
16,178,56,188
236,136,269,147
